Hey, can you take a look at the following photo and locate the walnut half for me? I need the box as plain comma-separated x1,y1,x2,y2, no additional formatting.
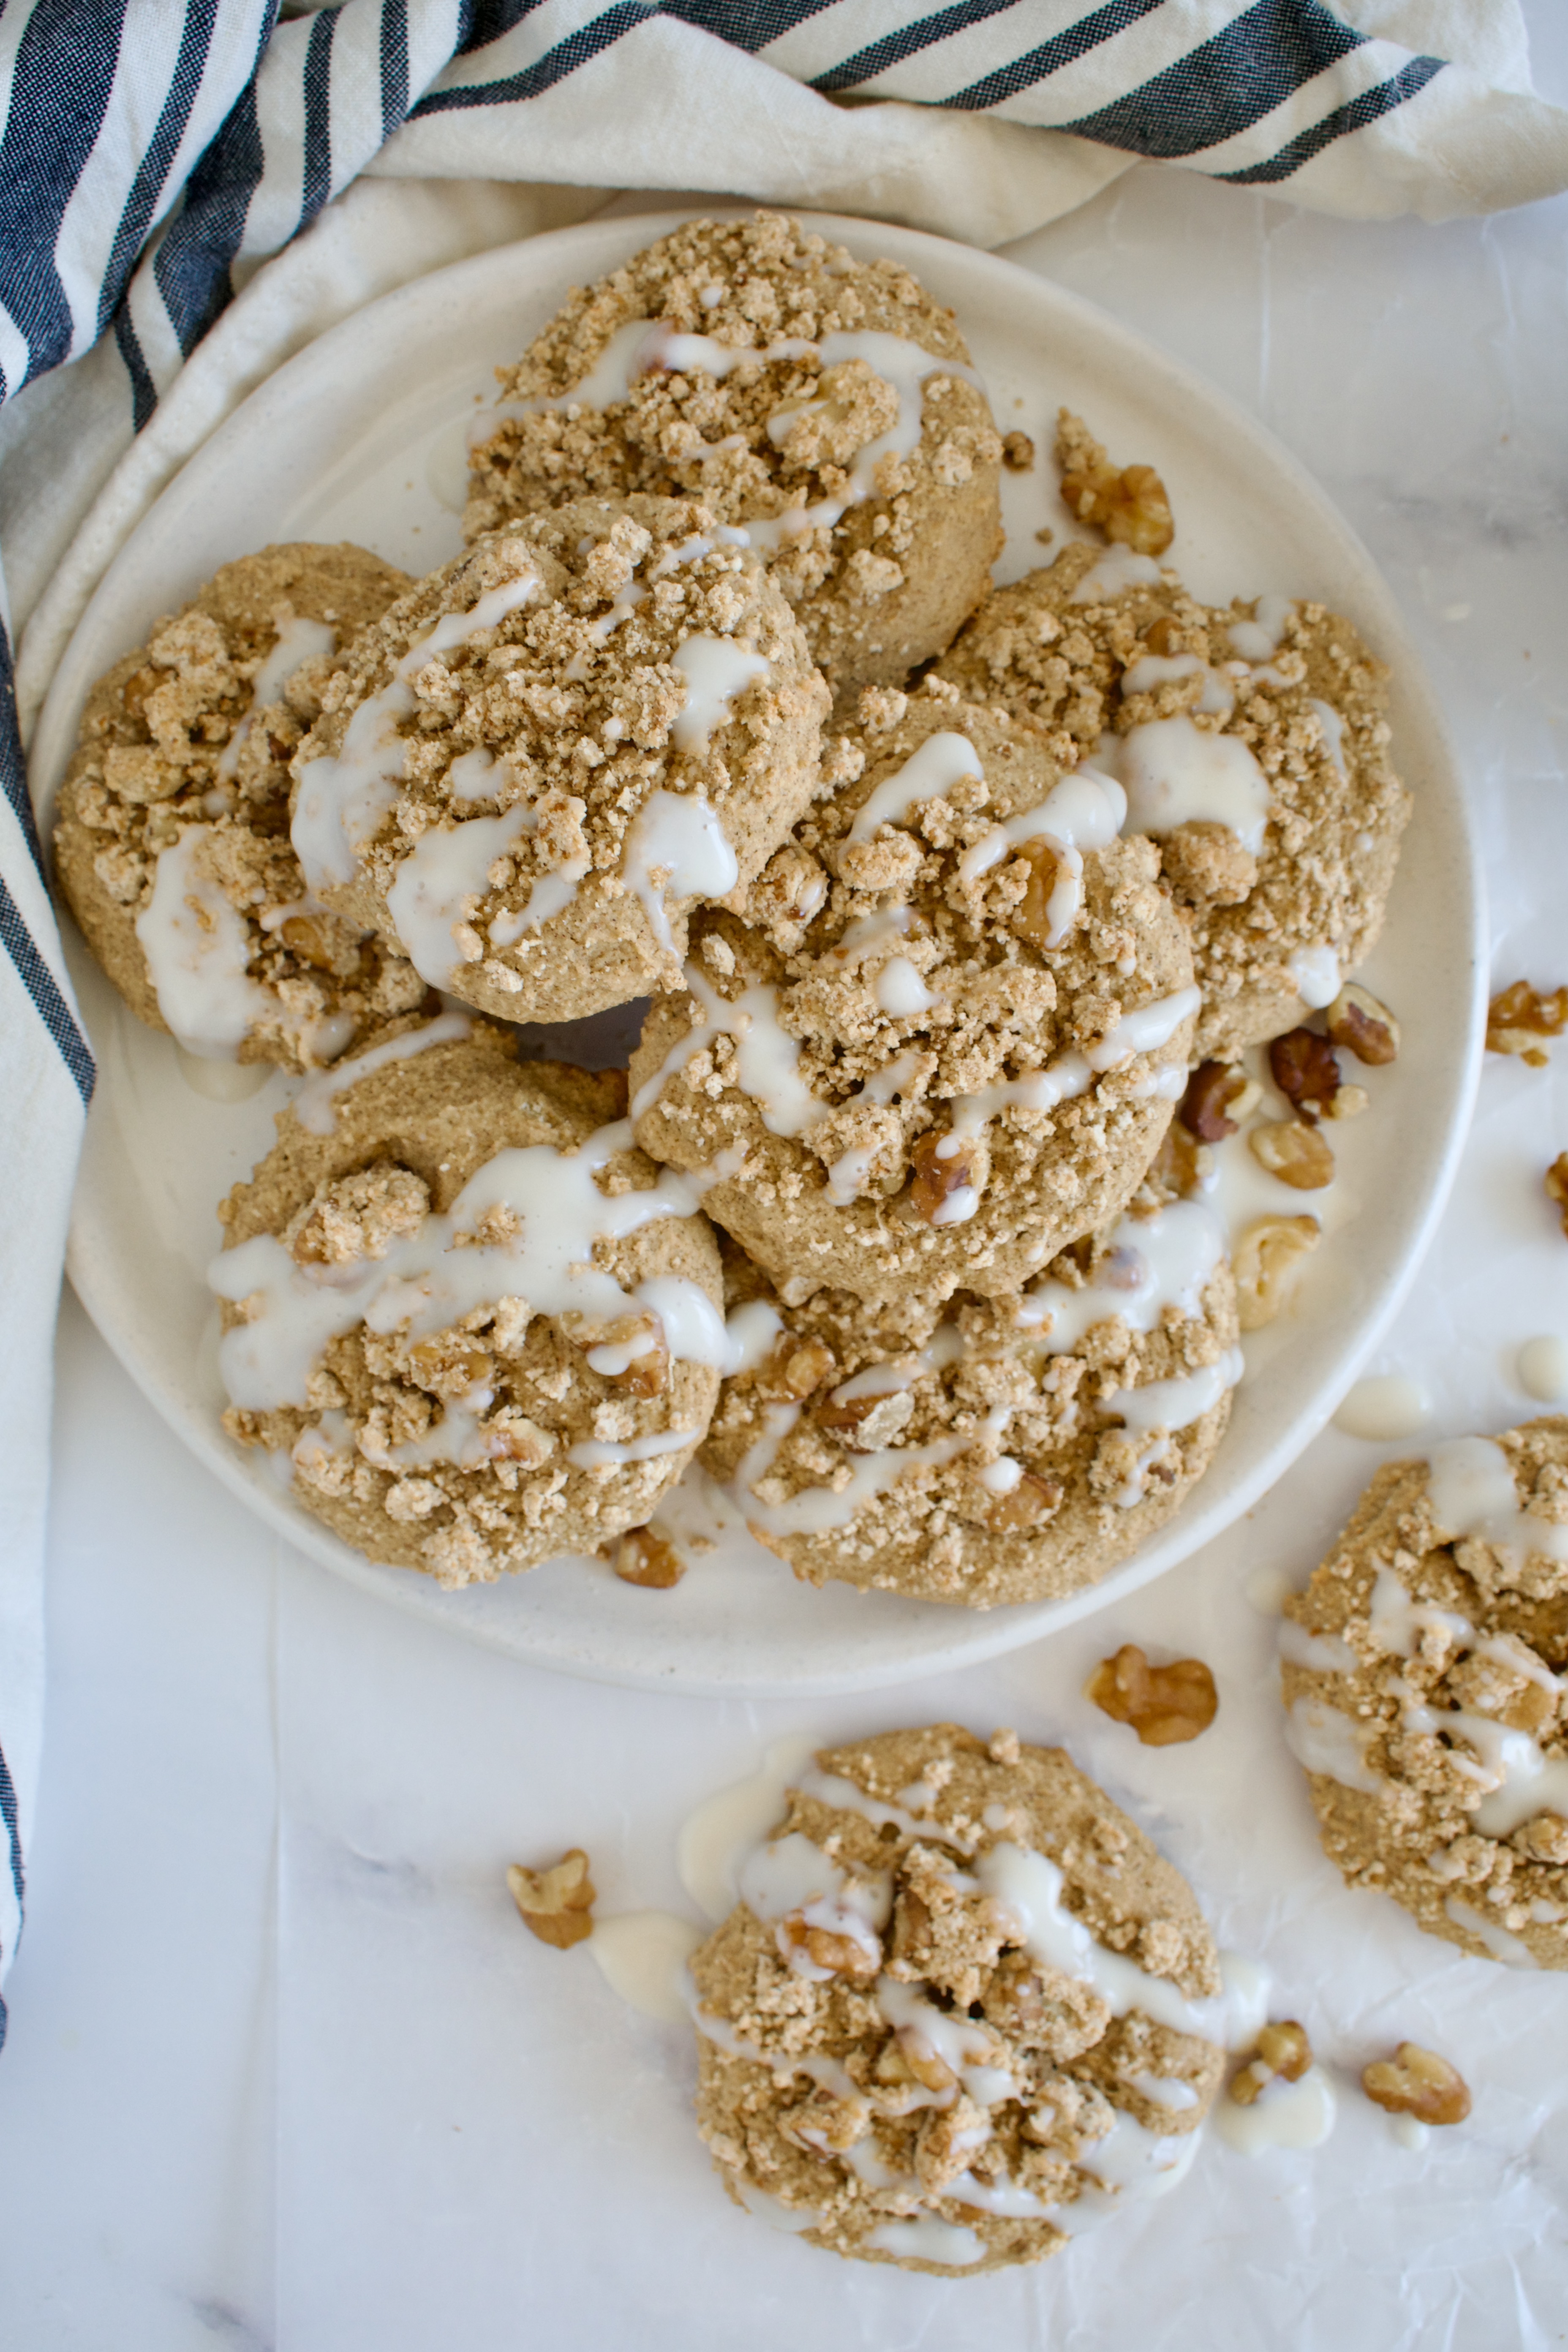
507,1849,596,1949
1233,1214,1320,1330
1230,2019,1313,2105
1085,1643,1217,1745
1361,2042,1470,2126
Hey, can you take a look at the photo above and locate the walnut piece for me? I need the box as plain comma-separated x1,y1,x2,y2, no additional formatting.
909,1130,981,1223
757,1337,836,1402
507,1848,596,1948
1547,1153,1568,1238
1085,1643,1218,1745
1009,837,1069,952
607,1526,685,1588
1182,1059,1260,1142
1233,1214,1320,1330
1055,409,1173,557
1327,983,1400,1067
1001,431,1035,472
1487,980,1568,1066
778,1913,879,1980
1230,2020,1312,2105
1361,2042,1470,2126
1268,1028,1342,1123
1249,1119,1334,1190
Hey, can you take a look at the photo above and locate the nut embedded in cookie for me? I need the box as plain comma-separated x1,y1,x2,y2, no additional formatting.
689,1724,1226,2273
209,1020,728,1584
288,495,828,1026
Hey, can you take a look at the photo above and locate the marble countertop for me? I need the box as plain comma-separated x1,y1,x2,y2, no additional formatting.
4,41,1568,2347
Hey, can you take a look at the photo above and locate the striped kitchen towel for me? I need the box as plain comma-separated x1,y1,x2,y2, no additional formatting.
1,0,1565,2042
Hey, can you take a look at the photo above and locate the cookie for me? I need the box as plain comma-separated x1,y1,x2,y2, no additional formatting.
210,1017,725,1585
699,1199,1239,1608
289,498,828,1025
465,210,1003,695
691,1723,1225,2273
53,542,423,1068
937,542,1411,1061
1280,1417,1568,1968
628,678,1198,1304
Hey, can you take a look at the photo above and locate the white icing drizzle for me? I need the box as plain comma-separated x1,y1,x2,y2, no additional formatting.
1426,1435,1568,1570
1071,548,1162,603
135,828,270,1057
1276,1620,1359,1673
975,1843,1227,2042
736,2180,822,2235
1332,1374,1431,1441
209,1119,704,1412
292,1011,474,1134
1100,1346,1244,1440
1444,1897,1538,1967
849,730,984,840
1518,1335,1568,1404
866,2216,985,2267
1015,1198,1222,1355
739,1832,890,1980
566,1425,700,1471
291,570,541,892
1129,2071,1200,2112
946,985,1201,1141
621,793,739,960
587,1911,703,2023
676,1736,819,1923
955,765,1127,948
1282,1697,1384,1794
1366,1565,1473,1659
632,964,819,1135
1212,2064,1336,2156
1309,697,1348,776
794,1766,977,1856
1120,651,1236,719
670,635,769,754
730,1404,1006,1540
1226,595,1295,661
1109,715,1271,857
1290,945,1342,1008
385,804,530,985
874,956,935,1016
215,613,335,783
447,746,499,802
716,1298,784,1378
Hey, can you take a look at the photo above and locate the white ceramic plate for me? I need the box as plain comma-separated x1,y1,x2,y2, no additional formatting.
32,208,1482,1695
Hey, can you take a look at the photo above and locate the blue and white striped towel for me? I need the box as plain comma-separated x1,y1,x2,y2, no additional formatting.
1,0,1565,2045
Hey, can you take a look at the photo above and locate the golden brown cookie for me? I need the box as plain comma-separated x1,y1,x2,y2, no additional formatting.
699,1200,1239,1608
210,1018,724,1584
629,678,1198,1304
691,1723,1225,2273
465,211,1003,695
289,498,827,1025
53,542,422,1069
938,542,1410,1061
1280,1418,1568,1968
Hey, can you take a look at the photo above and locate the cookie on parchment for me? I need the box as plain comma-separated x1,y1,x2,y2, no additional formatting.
691,1723,1225,2274
465,210,1004,696
698,1200,1238,1609
289,496,827,1025
629,680,1198,1305
938,541,1410,1061
53,542,421,1069
1280,1417,1568,1968
210,1017,723,1586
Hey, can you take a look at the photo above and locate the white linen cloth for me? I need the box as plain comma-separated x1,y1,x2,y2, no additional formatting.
0,0,1565,2036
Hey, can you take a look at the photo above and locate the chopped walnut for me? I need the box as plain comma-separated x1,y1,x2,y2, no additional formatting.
778,1913,879,1980
1327,983,1400,1067
1142,1116,1211,1203
757,1336,836,1402
507,1848,596,1949
607,1526,685,1588
1001,431,1035,472
1232,1214,1320,1330
1230,2020,1312,2105
1268,1028,1342,1124
1487,980,1568,1065
1249,1119,1334,1190
1055,409,1173,557
908,1130,981,1223
1181,1059,1260,1142
1085,1644,1218,1745
1547,1154,1568,1238
1009,837,1070,951
1361,2042,1470,2126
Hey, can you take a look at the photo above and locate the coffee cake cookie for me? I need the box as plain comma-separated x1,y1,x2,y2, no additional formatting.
53,542,422,1068
210,1017,725,1585
466,211,1003,694
290,497,827,1025
691,1723,1225,2273
699,1200,1239,1608
938,541,1410,1060
1280,1418,1568,1968
629,678,1198,1303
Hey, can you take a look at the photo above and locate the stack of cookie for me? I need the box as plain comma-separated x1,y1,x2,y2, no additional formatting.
51,212,1410,1604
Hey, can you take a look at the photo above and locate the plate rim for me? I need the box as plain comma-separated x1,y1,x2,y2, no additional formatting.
41,203,1486,1696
